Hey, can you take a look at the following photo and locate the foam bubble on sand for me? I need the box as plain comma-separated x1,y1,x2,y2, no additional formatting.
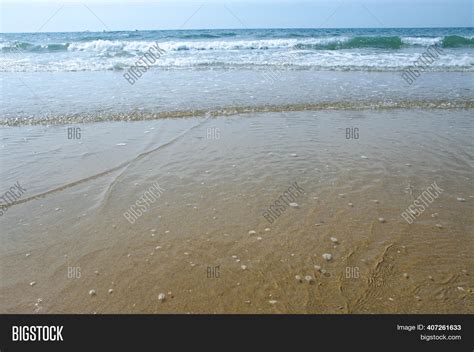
322,253,332,261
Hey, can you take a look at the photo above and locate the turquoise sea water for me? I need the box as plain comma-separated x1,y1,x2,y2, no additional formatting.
1,28,473,72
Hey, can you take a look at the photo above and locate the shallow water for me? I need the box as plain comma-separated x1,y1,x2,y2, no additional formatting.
1,70,473,123
1,109,472,313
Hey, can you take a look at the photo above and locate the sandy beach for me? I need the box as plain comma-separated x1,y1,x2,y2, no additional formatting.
1,108,472,313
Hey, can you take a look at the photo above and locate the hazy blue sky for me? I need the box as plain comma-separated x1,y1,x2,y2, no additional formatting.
1,0,472,33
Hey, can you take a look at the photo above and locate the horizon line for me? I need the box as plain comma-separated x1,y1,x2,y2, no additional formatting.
2,25,473,34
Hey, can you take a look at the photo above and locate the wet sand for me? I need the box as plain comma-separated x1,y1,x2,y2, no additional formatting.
0,108,473,313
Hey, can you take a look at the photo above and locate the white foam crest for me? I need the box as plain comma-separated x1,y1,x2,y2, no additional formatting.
2,50,473,72
159,37,353,51
402,37,442,46
65,37,355,54
68,40,157,53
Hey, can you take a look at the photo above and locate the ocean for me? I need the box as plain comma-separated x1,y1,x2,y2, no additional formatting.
2,28,474,72
1,27,473,123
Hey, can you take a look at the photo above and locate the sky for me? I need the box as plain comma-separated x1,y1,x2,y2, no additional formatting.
0,0,472,33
